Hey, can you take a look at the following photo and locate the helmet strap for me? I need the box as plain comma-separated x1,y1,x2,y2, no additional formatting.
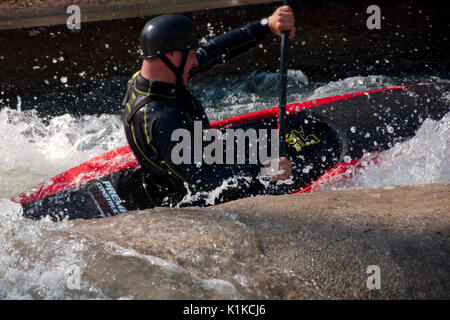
159,50,189,89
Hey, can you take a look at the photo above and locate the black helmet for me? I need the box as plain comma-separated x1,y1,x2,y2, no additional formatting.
140,14,200,58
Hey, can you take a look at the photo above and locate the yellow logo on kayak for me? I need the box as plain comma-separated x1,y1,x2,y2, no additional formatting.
286,129,320,152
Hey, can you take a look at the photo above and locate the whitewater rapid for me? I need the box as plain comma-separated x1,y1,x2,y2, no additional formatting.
0,72,449,299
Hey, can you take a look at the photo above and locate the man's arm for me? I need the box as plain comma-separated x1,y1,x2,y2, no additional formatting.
189,5,295,79
189,20,270,79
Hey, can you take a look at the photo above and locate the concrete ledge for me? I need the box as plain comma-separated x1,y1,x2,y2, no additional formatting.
0,0,275,30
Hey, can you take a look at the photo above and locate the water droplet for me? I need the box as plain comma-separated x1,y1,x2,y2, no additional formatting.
302,165,312,174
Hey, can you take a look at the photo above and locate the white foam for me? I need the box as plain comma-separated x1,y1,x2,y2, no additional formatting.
305,75,397,101
0,203,102,299
319,112,450,190
0,107,126,198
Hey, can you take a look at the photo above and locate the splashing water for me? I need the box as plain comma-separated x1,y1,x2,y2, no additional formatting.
0,203,243,299
305,112,450,192
0,203,96,299
0,108,126,197
0,72,449,299
337,112,449,189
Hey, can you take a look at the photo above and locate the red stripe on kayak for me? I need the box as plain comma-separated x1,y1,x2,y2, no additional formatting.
296,155,381,193
12,84,419,205
13,146,138,205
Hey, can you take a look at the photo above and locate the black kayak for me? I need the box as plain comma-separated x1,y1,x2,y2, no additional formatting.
12,82,449,221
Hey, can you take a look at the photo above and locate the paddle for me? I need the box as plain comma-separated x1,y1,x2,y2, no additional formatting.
278,0,290,157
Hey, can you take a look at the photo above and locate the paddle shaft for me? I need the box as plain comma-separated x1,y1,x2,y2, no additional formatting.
278,0,290,157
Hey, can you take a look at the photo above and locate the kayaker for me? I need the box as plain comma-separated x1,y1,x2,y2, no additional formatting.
122,5,296,205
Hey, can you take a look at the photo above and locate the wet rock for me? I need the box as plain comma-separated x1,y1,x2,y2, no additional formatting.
66,183,449,299
216,183,450,299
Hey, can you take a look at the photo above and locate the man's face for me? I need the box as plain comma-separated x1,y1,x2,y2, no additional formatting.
165,49,198,86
